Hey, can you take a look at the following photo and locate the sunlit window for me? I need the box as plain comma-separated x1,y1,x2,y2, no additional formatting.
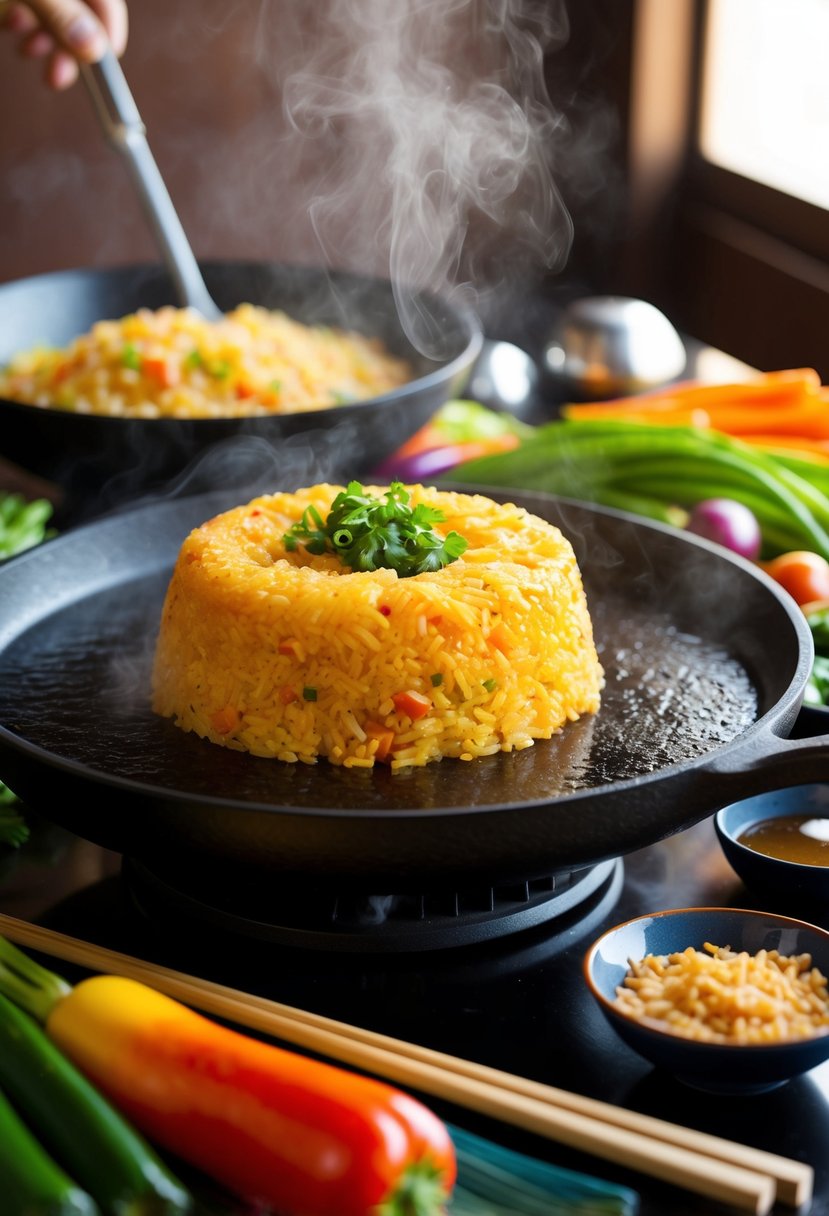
699,0,829,210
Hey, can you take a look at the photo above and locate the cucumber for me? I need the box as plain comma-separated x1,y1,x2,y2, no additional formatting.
0,991,192,1215
0,1083,100,1216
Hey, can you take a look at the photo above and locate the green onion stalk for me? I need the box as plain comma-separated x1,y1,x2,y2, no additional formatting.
445,420,829,561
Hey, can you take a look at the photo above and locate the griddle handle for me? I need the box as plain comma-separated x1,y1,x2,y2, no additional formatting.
702,724,829,800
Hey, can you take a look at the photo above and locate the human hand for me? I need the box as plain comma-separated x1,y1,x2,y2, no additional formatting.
0,0,128,90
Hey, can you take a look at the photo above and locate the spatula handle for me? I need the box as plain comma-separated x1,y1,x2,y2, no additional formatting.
81,50,222,321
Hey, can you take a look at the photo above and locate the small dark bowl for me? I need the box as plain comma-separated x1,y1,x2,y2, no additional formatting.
716,785,829,902
584,907,829,1094
0,261,482,517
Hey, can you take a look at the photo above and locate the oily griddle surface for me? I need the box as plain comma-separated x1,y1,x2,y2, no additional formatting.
0,563,758,815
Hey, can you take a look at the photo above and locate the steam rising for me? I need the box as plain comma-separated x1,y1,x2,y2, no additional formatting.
270,0,573,355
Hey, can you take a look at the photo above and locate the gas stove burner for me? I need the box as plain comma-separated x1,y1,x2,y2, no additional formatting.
123,855,623,952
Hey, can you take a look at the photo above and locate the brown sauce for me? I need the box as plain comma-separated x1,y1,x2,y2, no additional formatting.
738,815,829,866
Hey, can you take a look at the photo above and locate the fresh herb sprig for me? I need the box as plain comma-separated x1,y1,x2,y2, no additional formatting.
0,783,28,848
283,481,468,577
0,493,55,560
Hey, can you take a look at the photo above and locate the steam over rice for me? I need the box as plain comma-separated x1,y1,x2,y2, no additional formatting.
151,484,604,769
0,305,411,419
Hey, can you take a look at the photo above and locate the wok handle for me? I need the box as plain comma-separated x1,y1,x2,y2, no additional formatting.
80,50,223,322
702,724,829,800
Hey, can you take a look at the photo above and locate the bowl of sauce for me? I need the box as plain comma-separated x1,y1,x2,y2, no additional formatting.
716,786,829,902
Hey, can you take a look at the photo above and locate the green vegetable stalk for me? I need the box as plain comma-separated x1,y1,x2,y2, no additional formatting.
445,420,829,560
0,1082,100,1216
448,1124,638,1216
0,946,193,1216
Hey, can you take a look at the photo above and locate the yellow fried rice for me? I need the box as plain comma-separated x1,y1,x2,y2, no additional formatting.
151,484,604,770
0,304,411,419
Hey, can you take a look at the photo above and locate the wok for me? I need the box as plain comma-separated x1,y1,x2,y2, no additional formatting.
0,261,482,515
0,483,826,891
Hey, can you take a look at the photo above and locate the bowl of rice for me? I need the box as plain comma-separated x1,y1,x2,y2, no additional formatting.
0,261,482,514
584,907,829,1093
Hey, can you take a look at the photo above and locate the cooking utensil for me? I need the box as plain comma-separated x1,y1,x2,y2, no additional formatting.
81,50,222,321
0,262,482,516
544,297,687,399
0,915,812,1216
463,339,541,420
0,485,825,888
2,52,480,513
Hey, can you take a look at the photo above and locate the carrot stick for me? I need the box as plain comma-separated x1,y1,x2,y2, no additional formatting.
563,368,822,418
703,403,829,439
390,424,443,461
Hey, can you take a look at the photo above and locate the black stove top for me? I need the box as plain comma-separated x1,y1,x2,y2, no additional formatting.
3,793,828,1216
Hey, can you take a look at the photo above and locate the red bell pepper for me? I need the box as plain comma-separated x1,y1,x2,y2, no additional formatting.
392,690,432,721
0,944,456,1216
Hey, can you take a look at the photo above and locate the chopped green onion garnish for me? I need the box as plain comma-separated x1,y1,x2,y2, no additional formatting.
284,504,327,555
430,673,443,687
184,349,203,370
282,481,468,578
207,359,232,380
121,343,141,370
269,379,282,392
482,679,498,693
302,687,318,702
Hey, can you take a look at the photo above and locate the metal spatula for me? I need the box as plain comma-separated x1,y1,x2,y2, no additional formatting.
81,49,223,321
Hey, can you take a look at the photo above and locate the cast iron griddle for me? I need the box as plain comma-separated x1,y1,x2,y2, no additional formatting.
0,485,825,886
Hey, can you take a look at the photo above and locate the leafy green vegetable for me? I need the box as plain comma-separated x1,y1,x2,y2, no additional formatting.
0,491,54,847
0,784,28,848
803,608,829,707
284,481,468,577
431,399,532,444
804,655,829,706
0,811,27,849
0,493,55,560
806,606,829,652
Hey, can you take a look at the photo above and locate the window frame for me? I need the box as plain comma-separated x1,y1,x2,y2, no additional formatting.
616,0,829,378
688,0,829,265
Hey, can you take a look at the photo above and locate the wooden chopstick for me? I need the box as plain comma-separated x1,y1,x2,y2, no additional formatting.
0,913,812,1214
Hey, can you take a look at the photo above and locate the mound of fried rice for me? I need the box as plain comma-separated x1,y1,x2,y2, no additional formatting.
151,484,604,770
0,304,411,419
